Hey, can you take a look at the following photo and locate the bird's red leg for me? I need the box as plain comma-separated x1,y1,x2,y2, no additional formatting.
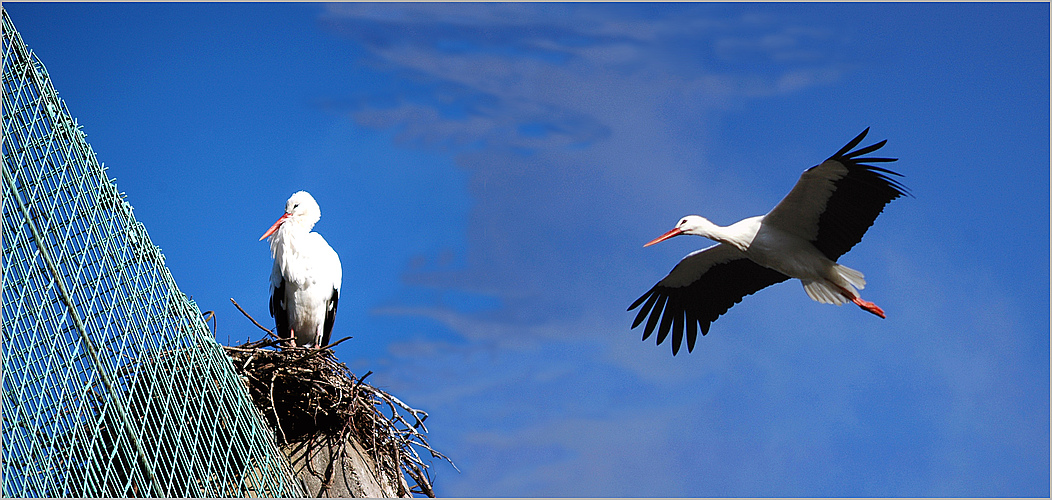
289,328,297,347
836,285,886,319
852,297,885,319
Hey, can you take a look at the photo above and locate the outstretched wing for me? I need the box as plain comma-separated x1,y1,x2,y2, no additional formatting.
628,244,789,355
763,128,909,261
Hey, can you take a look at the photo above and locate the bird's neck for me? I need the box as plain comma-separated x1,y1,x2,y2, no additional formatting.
270,222,313,258
284,218,317,237
691,218,755,252
692,218,729,241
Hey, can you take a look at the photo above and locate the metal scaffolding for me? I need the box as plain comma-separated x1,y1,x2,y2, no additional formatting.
2,9,301,497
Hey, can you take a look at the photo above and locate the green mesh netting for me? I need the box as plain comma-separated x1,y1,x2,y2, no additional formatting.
2,9,302,497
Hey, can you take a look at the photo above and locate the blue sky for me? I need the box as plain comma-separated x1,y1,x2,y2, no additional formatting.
6,2,1048,497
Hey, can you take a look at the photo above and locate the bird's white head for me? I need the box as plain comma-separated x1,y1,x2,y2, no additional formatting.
644,215,712,247
259,191,322,241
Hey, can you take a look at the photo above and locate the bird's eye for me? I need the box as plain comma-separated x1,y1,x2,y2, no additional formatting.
293,204,300,209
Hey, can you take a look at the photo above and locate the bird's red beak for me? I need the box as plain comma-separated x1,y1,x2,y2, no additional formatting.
644,228,683,247
259,213,290,241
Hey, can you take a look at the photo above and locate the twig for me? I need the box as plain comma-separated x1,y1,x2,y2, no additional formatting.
325,336,354,350
351,370,373,396
202,310,217,336
229,298,275,336
242,353,256,371
221,345,266,353
404,466,435,498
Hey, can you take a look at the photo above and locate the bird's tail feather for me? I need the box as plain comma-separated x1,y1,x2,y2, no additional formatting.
802,280,849,305
801,265,866,305
836,264,866,291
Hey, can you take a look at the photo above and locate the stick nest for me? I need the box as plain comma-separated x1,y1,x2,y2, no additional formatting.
222,335,454,497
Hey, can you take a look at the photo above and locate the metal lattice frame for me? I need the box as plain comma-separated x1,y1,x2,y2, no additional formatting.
2,9,301,497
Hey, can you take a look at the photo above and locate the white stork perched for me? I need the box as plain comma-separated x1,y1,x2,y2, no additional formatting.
629,128,909,355
259,191,342,348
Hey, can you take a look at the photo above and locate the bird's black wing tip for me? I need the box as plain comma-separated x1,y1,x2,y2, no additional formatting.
833,128,871,158
628,288,654,311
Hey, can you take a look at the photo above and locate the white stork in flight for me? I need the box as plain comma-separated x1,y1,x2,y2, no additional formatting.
260,191,342,348
629,128,909,355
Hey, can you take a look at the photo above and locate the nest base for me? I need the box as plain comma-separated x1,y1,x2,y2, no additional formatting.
223,335,452,498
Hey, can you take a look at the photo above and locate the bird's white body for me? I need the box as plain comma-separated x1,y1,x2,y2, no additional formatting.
262,191,342,347
672,214,865,305
631,129,908,355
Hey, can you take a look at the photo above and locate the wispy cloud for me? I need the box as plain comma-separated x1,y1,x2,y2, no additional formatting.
319,3,848,328
322,3,847,137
